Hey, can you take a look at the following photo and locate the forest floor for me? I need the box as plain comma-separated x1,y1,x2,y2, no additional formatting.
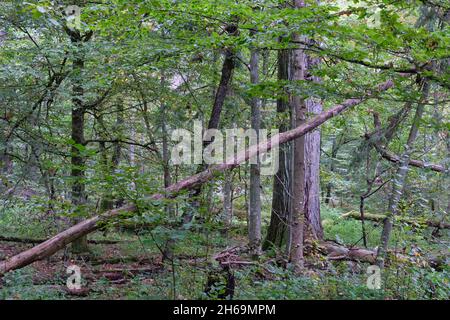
0,206,448,300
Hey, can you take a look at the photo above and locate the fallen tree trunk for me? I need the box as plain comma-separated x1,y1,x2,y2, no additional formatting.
374,144,446,173
321,242,377,263
0,235,128,245
0,80,394,276
342,211,450,229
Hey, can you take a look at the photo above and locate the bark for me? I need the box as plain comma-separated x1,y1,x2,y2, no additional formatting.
289,0,323,270
324,138,335,205
289,30,306,269
248,38,262,257
112,103,123,169
0,79,394,276
0,236,125,245
376,81,430,268
263,49,291,250
207,48,235,131
325,135,342,205
322,242,377,264
160,76,175,262
184,34,236,224
99,103,123,211
222,172,233,232
161,106,171,190
342,211,450,229
69,30,88,254
374,144,446,173
0,148,12,176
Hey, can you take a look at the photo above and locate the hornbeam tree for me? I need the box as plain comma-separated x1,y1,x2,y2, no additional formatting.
0,0,448,300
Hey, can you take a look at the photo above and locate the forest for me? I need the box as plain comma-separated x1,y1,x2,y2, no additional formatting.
0,0,449,301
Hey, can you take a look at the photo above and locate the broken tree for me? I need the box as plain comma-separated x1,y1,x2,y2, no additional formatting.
0,79,394,276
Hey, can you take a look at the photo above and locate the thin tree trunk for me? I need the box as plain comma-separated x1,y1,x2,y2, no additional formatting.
160,76,176,262
263,48,291,250
99,103,123,211
342,211,450,229
184,31,236,224
374,144,446,173
325,135,339,205
223,171,233,233
248,38,262,257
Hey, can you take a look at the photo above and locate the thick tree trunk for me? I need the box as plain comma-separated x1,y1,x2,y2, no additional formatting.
0,235,126,245
0,79,393,276
248,41,262,257
184,36,236,224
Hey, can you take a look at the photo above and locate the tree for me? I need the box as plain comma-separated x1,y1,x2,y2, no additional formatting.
248,32,262,257
65,24,93,254
263,48,291,251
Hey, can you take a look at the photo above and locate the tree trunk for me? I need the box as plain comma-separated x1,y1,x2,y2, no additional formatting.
223,172,233,233
373,144,446,173
99,102,123,212
248,38,262,257
289,0,323,270
263,48,291,250
289,31,306,268
184,36,236,224
160,77,176,262
325,135,340,205
70,31,88,253
0,79,394,276
376,80,430,267
342,211,450,229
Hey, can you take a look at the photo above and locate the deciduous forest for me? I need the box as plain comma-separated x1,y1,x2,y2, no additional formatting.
0,0,449,300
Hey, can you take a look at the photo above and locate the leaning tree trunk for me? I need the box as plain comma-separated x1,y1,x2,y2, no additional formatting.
0,79,394,276
263,49,291,250
376,80,430,267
